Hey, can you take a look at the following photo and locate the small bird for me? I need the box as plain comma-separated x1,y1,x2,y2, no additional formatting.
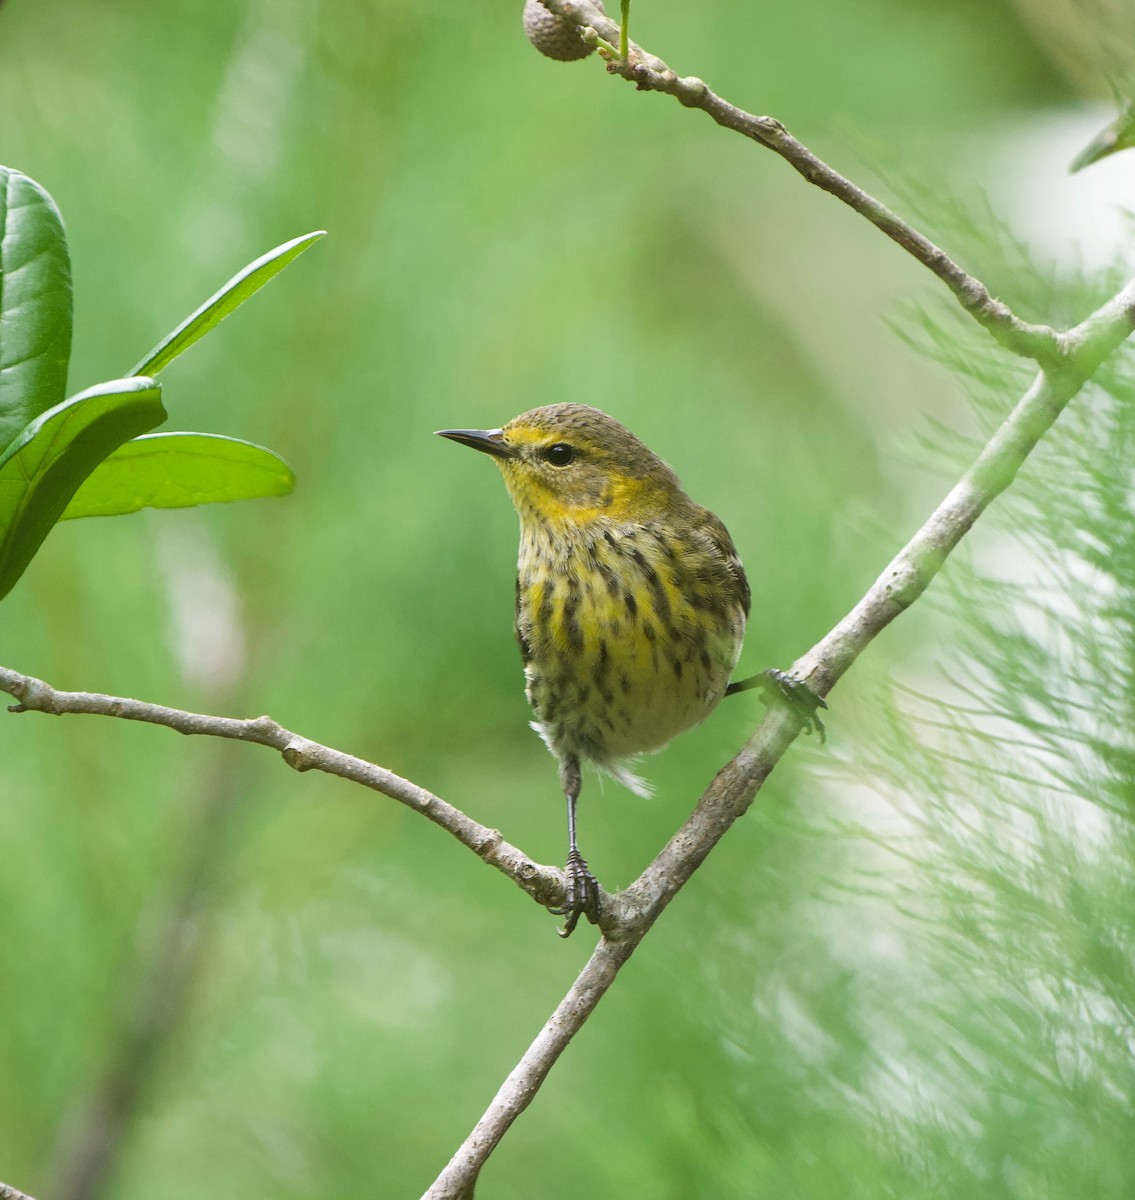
438,404,819,936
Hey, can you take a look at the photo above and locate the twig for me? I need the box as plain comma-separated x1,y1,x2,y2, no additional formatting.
793,278,1135,698
423,937,636,1200
0,667,567,914
537,0,1061,365
0,1182,38,1200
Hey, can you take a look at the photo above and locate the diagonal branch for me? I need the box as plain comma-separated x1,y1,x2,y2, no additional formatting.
537,0,1062,365
424,936,636,1200
0,667,567,912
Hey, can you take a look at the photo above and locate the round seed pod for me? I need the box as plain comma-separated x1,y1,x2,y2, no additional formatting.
522,0,604,62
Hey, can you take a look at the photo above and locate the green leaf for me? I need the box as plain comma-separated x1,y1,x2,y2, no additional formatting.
61,432,294,520
1069,99,1135,173
130,230,325,377
0,166,73,452
0,377,165,602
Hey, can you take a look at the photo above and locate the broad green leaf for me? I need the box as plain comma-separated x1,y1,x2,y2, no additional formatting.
130,230,325,377
0,167,73,452
62,432,294,520
0,377,164,602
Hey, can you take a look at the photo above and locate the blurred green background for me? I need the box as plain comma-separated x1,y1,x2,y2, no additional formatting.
2,1,1133,1197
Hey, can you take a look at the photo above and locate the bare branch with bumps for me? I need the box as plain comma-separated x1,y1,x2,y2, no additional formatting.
530,0,1063,365
0,1181,39,1200
0,666,570,914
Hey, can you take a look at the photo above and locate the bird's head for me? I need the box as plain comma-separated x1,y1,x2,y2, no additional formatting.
437,403,682,529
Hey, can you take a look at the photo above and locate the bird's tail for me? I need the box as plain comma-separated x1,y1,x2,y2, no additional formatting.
598,758,654,799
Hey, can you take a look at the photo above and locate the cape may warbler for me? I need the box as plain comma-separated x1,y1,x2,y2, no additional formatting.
438,404,822,936
437,403,746,930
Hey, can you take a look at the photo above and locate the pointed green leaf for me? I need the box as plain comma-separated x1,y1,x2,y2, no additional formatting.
130,230,325,377
0,377,165,602
61,431,294,520
1069,99,1135,173
0,167,73,452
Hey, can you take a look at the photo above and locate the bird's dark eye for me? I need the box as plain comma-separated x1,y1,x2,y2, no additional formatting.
542,442,576,466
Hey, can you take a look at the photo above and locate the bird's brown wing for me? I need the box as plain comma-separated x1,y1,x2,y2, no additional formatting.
698,508,751,620
514,576,533,665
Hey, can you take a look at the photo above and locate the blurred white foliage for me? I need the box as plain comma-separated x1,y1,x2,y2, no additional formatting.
990,104,1135,270
152,513,247,692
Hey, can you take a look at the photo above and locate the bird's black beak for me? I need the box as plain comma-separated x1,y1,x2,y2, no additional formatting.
435,427,516,459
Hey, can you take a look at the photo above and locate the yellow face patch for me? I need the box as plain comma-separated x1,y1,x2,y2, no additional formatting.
499,457,661,528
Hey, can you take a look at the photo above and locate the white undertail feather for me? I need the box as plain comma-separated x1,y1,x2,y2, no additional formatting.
530,719,655,799
599,758,654,799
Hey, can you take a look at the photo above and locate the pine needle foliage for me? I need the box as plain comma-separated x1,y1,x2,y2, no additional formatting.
848,257,1135,1199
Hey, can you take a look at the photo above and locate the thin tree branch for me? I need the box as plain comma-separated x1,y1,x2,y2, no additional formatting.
537,0,1061,365
423,937,636,1200
0,667,567,913
0,1183,38,1200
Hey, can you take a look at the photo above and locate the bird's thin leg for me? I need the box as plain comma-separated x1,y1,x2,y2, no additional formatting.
725,667,828,743
546,754,601,937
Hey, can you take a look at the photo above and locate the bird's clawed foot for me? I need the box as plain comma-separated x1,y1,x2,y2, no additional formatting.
760,668,827,742
548,848,601,938
726,667,828,742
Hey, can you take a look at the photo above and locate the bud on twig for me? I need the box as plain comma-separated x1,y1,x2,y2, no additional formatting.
522,0,604,61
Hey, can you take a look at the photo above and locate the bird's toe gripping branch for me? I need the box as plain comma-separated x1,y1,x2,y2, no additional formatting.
547,848,602,938
726,667,828,743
